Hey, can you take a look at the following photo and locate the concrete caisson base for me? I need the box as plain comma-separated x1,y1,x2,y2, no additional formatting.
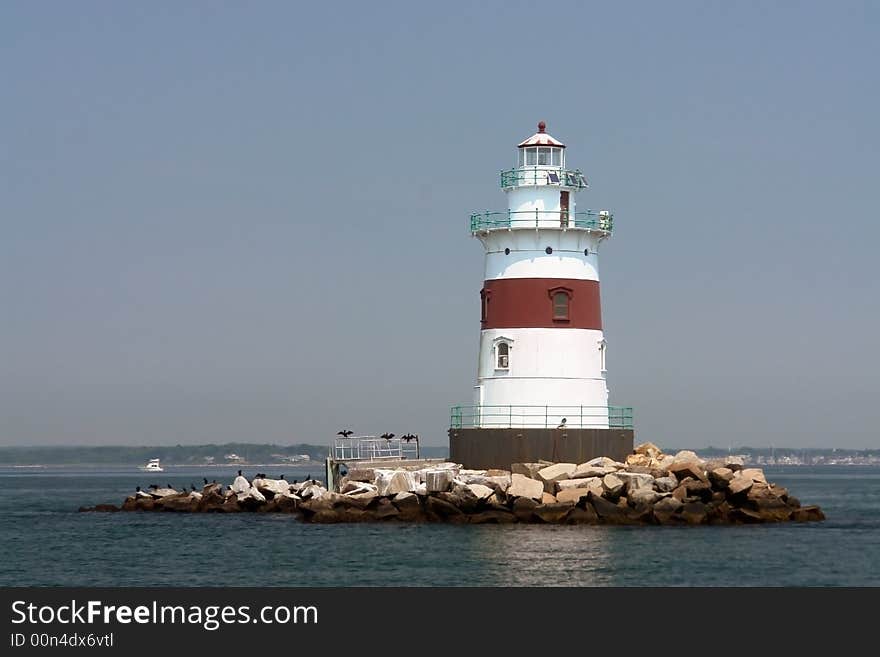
449,428,634,470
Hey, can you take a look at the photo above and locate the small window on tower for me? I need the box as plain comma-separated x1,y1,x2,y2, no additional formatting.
480,288,491,324
497,342,510,370
549,287,573,322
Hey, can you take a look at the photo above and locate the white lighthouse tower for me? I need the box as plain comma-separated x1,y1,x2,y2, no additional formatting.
450,122,632,468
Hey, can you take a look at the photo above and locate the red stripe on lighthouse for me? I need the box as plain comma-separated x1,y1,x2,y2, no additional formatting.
480,278,602,330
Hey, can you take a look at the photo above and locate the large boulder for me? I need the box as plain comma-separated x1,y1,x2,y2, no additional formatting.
617,472,655,493
512,496,538,521
589,493,629,523
652,496,683,524
583,456,625,470
791,506,825,522
739,468,767,484
565,505,599,524
557,476,602,491
634,442,662,459
556,488,591,505
466,483,494,501
426,495,465,521
253,477,290,497
602,473,625,498
680,501,708,525
573,465,616,479
537,463,577,491
668,459,707,483
727,473,754,496
424,469,454,493
625,453,652,468
653,476,679,493
533,502,575,523
508,474,544,500
707,467,734,489
469,510,517,524
628,488,662,506
231,475,251,495
375,470,417,496
511,463,545,479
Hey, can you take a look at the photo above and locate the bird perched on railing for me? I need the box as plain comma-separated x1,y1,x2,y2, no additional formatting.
401,433,418,443
337,429,354,438
557,418,567,430
381,433,395,441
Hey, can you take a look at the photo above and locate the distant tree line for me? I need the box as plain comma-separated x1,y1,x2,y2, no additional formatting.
0,443,330,466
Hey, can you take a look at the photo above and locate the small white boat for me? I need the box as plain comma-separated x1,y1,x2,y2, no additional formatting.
139,458,164,473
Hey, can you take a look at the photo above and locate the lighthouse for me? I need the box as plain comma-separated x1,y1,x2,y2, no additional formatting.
449,122,633,468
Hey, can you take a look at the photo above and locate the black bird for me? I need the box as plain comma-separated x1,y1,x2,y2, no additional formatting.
337,429,354,438
402,433,417,442
167,483,173,490
293,479,298,485
557,418,567,430
381,433,395,441
279,475,285,480
149,484,158,490
190,484,196,491
238,470,242,477
136,486,141,492
305,474,311,481
212,479,217,484
203,478,209,485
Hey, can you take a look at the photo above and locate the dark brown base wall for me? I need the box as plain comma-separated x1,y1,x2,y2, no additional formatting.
448,428,635,470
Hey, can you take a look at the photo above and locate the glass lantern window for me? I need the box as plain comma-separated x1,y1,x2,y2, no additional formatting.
551,148,561,166
525,148,537,166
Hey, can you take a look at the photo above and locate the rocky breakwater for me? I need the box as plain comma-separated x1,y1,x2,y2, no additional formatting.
84,444,825,525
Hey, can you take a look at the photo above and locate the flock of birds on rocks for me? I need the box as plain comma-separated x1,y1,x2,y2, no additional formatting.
133,469,320,495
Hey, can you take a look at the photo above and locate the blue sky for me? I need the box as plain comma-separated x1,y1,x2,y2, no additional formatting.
1,1,878,448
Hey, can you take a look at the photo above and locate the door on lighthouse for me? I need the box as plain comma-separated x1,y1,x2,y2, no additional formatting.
560,191,570,227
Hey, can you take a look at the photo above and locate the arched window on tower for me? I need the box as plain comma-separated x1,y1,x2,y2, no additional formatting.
548,287,573,322
492,336,513,372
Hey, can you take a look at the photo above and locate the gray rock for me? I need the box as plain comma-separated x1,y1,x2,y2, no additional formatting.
653,476,679,493
652,496,683,523
617,472,655,493
573,464,616,478
557,476,602,490
628,488,662,506
511,463,545,479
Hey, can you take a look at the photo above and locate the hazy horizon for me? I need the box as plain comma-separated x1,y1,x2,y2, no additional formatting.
2,2,878,449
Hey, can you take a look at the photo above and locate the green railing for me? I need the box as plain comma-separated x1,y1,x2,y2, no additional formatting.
470,209,613,233
501,167,588,189
449,405,634,430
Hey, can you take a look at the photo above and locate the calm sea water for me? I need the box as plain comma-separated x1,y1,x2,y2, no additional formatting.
0,465,877,586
